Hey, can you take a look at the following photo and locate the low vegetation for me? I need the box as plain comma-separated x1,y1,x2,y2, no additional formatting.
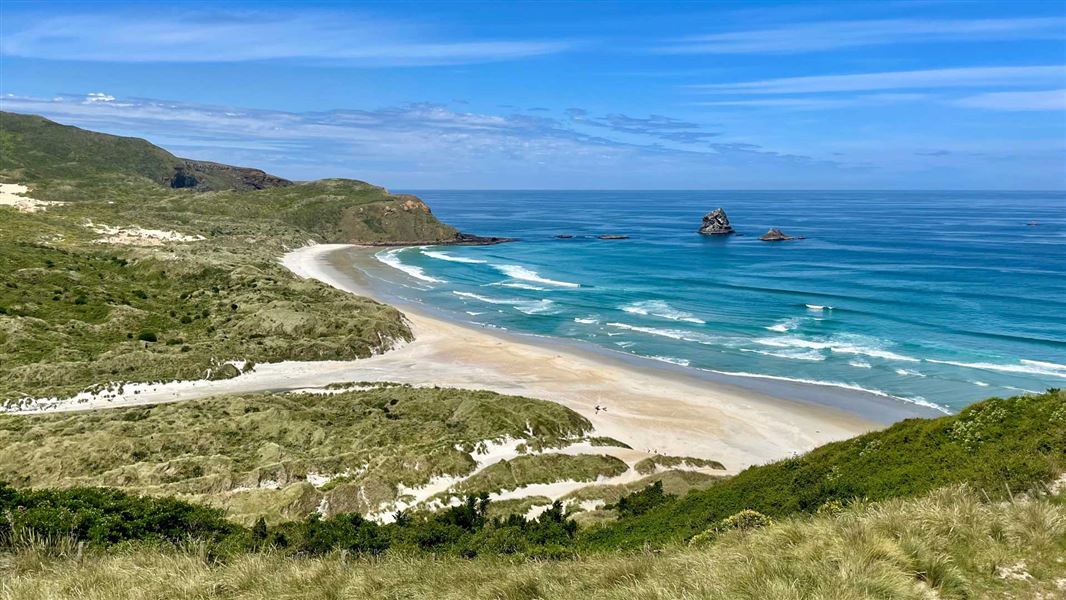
0,112,465,405
583,388,1066,549
0,386,601,523
2,486,1062,599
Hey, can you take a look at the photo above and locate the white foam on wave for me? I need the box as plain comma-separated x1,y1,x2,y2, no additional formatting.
606,322,718,345
703,369,951,414
895,368,926,377
766,318,799,333
848,359,872,369
422,250,486,264
754,335,919,363
494,264,579,288
452,291,557,315
495,282,548,291
740,348,825,362
806,304,833,311
926,358,1066,380
973,381,989,387
574,317,599,325
375,249,445,283
648,355,691,367
621,300,705,324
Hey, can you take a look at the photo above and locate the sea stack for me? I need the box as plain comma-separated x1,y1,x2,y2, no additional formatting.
698,208,735,235
760,228,797,241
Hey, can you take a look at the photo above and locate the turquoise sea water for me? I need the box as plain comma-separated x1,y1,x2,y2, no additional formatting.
355,191,1065,414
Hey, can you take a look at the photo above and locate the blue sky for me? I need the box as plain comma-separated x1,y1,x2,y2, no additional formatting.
1,0,1064,189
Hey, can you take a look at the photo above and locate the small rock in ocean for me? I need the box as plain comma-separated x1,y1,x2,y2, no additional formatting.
760,228,802,241
598,234,629,240
555,234,575,239
698,208,735,235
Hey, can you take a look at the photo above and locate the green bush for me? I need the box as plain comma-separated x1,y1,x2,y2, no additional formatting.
136,331,158,343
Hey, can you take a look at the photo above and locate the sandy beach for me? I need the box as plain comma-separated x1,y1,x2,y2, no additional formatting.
7,243,897,472
284,243,882,470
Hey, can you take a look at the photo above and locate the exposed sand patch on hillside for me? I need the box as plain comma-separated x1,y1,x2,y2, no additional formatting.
86,220,207,245
0,183,65,213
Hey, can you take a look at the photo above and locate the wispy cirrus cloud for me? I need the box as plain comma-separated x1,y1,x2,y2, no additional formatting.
954,89,1066,111
565,109,721,143
689,65,1066,95
658,17,1066,54
0,10,573,66
0,93,841,187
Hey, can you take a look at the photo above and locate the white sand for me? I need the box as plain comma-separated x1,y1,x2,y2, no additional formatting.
86,220,206,245
0,183,64,213
6,243,877,473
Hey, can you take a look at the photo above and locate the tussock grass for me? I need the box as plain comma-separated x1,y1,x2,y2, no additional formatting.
2,486,1062,599
0,387,595,523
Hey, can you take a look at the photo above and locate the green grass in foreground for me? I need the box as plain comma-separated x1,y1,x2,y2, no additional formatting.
2,486,1062,600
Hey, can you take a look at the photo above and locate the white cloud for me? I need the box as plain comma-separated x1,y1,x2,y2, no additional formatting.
690,66,1066,95
0,11,572,66
0,93,845,188
658,17,1065,54
954,89,1066,111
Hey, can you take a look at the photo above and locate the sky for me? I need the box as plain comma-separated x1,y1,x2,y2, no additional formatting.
1,0,1064,190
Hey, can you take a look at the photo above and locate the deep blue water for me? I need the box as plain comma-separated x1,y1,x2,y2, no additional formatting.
361,190,1066,413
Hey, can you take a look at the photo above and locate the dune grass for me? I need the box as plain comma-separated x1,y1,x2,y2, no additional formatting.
2,486,1061,600
0,386,600,523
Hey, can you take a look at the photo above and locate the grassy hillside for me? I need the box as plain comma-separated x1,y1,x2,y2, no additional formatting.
582,389,1066,549
0,112,290,191
3,485,1063,599
0,385,612,523
0,113,474,404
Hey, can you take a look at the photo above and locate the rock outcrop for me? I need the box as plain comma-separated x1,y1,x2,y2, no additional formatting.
760,228,803,242
698,208,735,235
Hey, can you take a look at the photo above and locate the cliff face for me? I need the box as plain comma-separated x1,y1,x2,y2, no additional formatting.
168,161,292,191
698,208,735,235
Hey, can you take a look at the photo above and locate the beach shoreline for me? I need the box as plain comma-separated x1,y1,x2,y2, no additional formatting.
6,242,941,472
285,243,900,470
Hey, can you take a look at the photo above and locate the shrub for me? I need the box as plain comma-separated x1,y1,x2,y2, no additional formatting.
609,481,676,518
137,331,157,343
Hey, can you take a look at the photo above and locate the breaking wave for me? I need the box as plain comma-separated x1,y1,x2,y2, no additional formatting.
493,264,579,288
375,249,445,283
422,250,486,264
621,300,705,324
703,369,951,414
753,335,919,363
452,291,557,315
766,318,799,332
740,348,825,362
606,322,718,345
648,355,691,367
925,358,1066,380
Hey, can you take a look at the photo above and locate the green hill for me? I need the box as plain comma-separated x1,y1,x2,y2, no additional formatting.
0,111,291,191
0,111,463,244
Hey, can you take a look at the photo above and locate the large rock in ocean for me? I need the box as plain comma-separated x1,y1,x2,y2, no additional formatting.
698,208,735,235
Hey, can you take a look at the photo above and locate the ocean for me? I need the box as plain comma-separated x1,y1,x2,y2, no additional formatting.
349,190,1066,414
